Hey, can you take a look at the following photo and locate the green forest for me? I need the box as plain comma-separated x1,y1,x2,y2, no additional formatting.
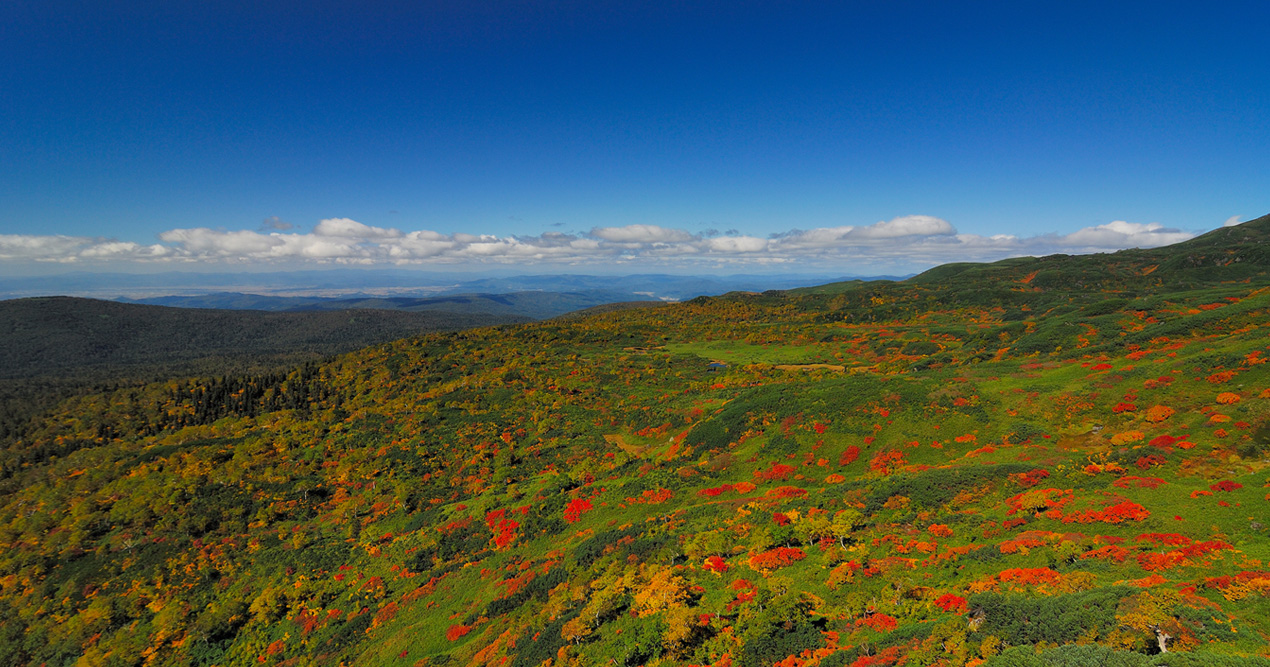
3,216,1270,666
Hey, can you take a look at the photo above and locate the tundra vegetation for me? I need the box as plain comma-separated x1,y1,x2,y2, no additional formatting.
3,217,1270,666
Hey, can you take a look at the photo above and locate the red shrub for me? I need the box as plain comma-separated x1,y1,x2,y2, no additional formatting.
934,594,968,613
1010,469,1051,488
563,498,593,523
869,449,907,476
1114,476,1165,489
855,613,898,632
748,547,807,571
703,556,730,574
754,463,797,482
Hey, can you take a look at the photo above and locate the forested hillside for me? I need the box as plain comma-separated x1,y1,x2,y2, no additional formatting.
3,217,1270,666
0,297,530,444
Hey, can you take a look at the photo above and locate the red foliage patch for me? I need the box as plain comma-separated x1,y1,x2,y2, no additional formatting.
1010,469,1051,488
1210,480,1243,492
445,624,472,641
748,547,806,571
1081,545,1130,563
839,445,861,466
1114,476,1166,489
754,463,797,482
626,488,674,505
562,498,593,524
1061,500,1150,524
869,449,907,476
855,613,898,632
934,594,967,613
1135,533,1192,547
998,567,1063,586
703,555,730,574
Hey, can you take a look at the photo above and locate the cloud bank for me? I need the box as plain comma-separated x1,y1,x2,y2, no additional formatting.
0,215,1201,272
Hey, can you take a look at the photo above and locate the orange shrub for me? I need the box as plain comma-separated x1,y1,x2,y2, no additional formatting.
855,613,898,632
1207,371,1237,384
869,449,907,476
1215,392,1241,405
1110,430,1144,445
446,624,473,641
1144,405,1175,423
748,547,806,572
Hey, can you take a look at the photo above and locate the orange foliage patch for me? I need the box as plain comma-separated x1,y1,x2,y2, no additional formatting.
869,449,907,476
1207,371,1237,384
927,524,954,538
748,547,807,572
446,623,473,641
754,463,797,482
625,488,674,505
1114,476,1165,489
1062,500,1150,524
855,613,898,632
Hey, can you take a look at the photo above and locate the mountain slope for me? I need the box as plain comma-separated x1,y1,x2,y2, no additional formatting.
1,219,1270,666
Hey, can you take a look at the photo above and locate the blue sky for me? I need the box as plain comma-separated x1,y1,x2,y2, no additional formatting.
1,1,1266,275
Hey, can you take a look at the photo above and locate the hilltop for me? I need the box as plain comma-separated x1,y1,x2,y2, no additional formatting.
1,217,1270,666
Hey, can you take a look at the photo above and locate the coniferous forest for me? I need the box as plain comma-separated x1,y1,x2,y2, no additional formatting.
5,217,1270,666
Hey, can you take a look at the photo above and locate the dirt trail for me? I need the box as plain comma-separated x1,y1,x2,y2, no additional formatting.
603,434,647,456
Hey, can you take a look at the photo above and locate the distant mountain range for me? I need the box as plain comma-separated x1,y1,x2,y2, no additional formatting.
0,270,904,304
115,290,661,319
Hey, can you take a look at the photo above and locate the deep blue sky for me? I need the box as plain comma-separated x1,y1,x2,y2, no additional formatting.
1,1,1267,273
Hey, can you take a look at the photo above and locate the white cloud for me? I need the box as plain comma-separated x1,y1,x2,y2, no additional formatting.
589,224,697,244
849,215,957,239
1224,215,1242,227
705,235,768,253
312,218,402,239
0,215,1211,272
1054,221,1192,252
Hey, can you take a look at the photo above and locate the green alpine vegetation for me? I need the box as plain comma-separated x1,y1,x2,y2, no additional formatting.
3,216,1270,666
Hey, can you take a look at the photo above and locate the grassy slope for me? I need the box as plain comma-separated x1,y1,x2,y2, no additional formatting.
2,218,1270,666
